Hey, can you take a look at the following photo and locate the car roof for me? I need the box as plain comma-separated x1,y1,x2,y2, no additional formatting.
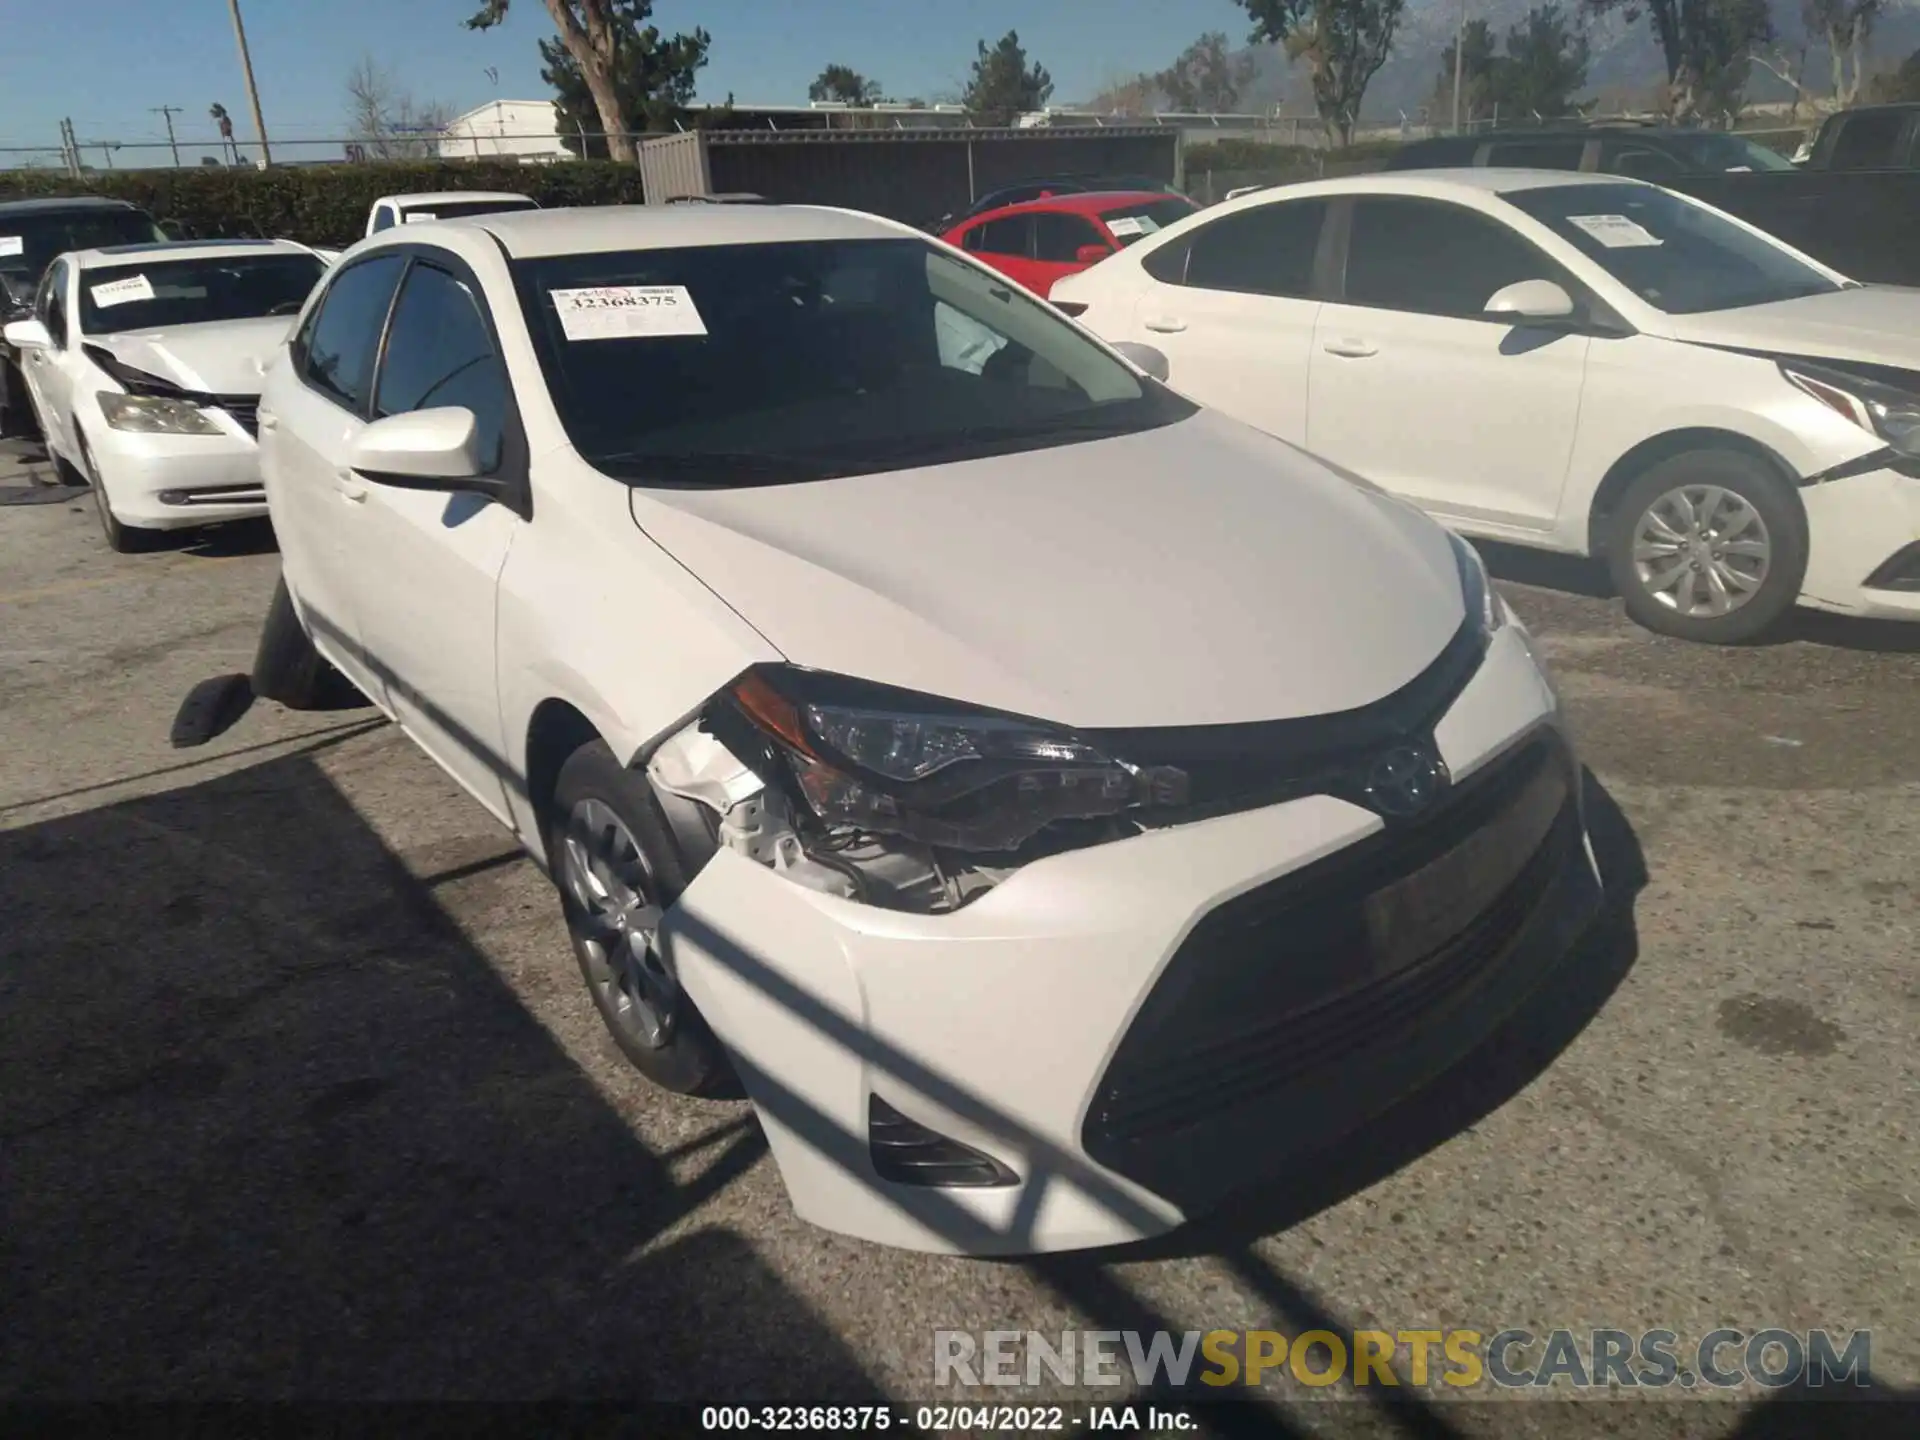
69,237,316,269
978,190,1191,220
379,191,536,207
0,196,143,217
1287,167,1646,199
454,203,906,259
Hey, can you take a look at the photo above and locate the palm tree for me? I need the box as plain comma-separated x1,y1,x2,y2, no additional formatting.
209,102,238,164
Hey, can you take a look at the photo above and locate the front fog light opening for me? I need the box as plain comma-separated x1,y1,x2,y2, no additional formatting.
869,1094,1018,1189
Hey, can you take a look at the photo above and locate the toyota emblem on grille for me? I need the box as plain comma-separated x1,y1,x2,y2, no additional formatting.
1361,743,1449,818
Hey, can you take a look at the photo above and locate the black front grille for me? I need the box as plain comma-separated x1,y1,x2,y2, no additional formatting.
216,397,259,437
1083,733,1579,1202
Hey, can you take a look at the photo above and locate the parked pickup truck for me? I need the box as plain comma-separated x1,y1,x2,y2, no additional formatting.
363,190,538,237
1384,117,1920,287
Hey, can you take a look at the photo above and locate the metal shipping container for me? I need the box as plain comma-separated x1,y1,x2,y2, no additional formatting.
638,127,1185,225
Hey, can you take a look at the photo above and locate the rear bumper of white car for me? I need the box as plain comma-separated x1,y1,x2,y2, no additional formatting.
1801,463,1920,620
88,412,267,530
660,626,1603,1255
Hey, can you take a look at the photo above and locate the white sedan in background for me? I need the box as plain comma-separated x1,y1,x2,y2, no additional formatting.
1052,170,1920,643
244,203,1600,1255
2,238,326,550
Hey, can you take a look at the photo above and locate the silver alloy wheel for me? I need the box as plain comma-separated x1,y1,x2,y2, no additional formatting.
560,797,675,1048
1630,484,1772,618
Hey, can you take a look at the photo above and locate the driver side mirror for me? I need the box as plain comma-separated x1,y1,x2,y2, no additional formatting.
3,318,51,349
1484,279,1577,325
1075,243,1111,265
349,407,506,500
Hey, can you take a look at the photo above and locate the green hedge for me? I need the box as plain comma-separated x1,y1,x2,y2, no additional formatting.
0,161,649,248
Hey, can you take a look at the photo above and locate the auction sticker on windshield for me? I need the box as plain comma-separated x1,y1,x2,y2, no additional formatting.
0,236,22,258
550,285,709,341
1567,214,1663,249
90,275,155,307
1106,216,1158,239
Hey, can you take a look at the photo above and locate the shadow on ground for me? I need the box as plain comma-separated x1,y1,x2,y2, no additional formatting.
5,739,1886,1437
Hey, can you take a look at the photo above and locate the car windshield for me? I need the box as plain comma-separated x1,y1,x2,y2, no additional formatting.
77,253,326,335
514,236,1194,486
0,209,166,286
1097,197,1200,246
1502,182,1843,313
400,198,537,222
1663,132,1797,173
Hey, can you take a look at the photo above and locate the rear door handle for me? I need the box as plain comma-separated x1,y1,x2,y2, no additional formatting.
1323,340,1377,358
1143,316,1187,333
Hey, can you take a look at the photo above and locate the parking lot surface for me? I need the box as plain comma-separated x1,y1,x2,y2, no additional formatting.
2,446,1915,1435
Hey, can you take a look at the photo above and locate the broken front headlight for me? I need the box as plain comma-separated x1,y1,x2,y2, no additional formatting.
720,667,1188,853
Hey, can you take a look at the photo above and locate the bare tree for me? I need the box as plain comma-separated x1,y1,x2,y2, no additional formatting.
1748,39,1816,116
1805,0,1883,106
345,55,453,160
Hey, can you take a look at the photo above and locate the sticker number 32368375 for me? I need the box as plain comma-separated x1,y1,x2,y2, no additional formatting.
550,285,708,341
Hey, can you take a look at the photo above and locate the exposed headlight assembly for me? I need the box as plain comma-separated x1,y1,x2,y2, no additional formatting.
97,390,223,436
1448,529,1508,639
719,667,1189,853
1781,360,1920,457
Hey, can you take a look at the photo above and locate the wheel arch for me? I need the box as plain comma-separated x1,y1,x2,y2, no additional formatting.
523,698,605,868
1585,427,1804,553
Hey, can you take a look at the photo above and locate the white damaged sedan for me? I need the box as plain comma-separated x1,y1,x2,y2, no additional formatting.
250,204,1603,1255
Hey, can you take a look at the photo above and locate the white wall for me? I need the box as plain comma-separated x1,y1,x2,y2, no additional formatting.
437,100,570,162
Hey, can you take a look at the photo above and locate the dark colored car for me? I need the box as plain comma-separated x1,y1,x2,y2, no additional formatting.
1796,102,1920,171
928,175,1186,232
1384,120,1920,287
1,197,169,439
1383,122,1798,181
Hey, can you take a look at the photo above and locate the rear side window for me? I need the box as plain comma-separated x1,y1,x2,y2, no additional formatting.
299,253,405,414
1605,145,1685,179
1483,139,1587,170
373,261,508,472
972,215,1031,257
1177,200,1327,298
1032,211,1105,262
1827,112,1911,170
370,206,396,233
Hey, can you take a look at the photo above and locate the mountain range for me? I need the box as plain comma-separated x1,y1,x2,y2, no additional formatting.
1092,1,1920,123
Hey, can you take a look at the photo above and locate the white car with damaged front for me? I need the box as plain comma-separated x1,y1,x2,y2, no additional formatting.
249,204,1602,1255
1,238,326,550
1051,170,1920,643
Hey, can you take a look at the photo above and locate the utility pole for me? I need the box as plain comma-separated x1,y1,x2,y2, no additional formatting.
1452,0,1467,134
58,118,79,177
226,0,274,168
151,105,183,167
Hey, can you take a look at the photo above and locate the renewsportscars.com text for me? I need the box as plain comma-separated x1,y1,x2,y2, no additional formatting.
933,1328,1872,1392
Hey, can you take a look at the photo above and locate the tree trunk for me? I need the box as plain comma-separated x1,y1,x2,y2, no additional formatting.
1846,24,1868,107
1827,24,1848,105
582,60,635,163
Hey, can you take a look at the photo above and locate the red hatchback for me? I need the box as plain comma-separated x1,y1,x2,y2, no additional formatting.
943,190,1199,298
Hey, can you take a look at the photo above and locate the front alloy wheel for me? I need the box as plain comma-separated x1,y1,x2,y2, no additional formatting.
1631,483,1772,620
560,797,676,1050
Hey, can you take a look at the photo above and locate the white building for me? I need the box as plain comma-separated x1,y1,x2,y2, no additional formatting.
437,100,571,163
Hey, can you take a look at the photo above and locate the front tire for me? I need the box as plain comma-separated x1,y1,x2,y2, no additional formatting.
549,739,736,1097
251,574,347,709
1606,448,1808,645
77,435,159,554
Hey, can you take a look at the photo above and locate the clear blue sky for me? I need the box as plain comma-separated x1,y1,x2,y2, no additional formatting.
0,0,1254,164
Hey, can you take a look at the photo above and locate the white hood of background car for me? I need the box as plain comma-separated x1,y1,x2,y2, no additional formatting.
87,315,290,395
626,410,1468,730
1665,287,1920,371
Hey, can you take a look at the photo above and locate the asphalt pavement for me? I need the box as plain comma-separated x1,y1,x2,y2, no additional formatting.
1,444,1914,1436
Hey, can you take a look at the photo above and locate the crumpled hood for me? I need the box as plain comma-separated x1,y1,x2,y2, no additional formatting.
626,410,1467,729
88,315,290,395
1666,287,1920,373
